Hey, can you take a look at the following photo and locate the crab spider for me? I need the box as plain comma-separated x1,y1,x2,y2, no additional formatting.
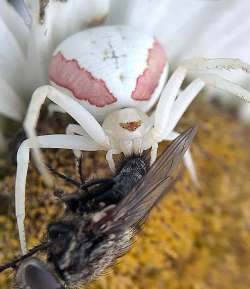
16,25,250,254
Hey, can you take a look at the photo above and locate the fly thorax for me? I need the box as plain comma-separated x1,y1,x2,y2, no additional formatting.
115,156,148,191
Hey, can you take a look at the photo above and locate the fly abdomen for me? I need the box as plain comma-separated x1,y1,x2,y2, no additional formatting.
94,155,149,205
62,154,150,214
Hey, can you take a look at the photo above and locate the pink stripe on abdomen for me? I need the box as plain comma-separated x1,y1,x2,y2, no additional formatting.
132,40,167,101
49,52,117,107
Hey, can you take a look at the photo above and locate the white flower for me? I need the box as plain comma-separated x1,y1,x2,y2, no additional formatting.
1,0,249,255
0,0,250,129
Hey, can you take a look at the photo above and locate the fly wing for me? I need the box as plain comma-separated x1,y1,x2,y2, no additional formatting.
100,126,198,234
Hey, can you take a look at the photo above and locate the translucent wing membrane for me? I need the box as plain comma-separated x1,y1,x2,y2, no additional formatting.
103,126,198,232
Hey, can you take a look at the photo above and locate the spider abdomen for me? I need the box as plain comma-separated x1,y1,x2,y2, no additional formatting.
49,25,168,121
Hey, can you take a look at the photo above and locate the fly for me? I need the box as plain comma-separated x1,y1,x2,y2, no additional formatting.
0,126,197,289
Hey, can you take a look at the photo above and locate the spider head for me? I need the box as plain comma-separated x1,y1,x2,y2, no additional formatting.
102,108,153,154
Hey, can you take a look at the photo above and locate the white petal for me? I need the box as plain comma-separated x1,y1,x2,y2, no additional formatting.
0,17,25,65
108,0,250,63
0,77,24,121
160,1,250,64
0,0,29,52
239,103,250,123
11,0,32,26
0,17,28,94
107,0,172,35
0,57,24,95
25,0,111,86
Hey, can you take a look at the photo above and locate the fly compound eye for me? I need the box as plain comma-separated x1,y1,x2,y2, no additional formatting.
15,258,62,289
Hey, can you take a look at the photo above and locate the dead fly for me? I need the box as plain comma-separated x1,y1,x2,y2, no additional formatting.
0,127,197,289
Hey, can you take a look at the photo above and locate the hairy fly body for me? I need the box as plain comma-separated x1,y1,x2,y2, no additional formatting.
0,127,197,289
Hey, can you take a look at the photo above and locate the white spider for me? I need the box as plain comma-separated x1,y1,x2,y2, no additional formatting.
16,25,250,254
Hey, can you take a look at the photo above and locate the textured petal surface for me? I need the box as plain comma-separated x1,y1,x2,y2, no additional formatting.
0,0,29,52
0,18,27,92
9,0,32,26
0,2,29,117
0,77,24,121
107,0,250,63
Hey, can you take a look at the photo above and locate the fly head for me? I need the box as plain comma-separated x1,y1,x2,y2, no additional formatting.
15,257,62,289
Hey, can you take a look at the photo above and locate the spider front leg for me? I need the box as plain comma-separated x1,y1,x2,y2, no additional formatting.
66,123,90,158
153,66,188,137
164,131,198,186
106,148,121,172
152,72,205,183
181,57,250,102
157,59,250,183
23,85,110,185
154,67,205,138
161,57,250,138
149,66,188,166
65,124,118,179
163,78,205,135
16,134,103,255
